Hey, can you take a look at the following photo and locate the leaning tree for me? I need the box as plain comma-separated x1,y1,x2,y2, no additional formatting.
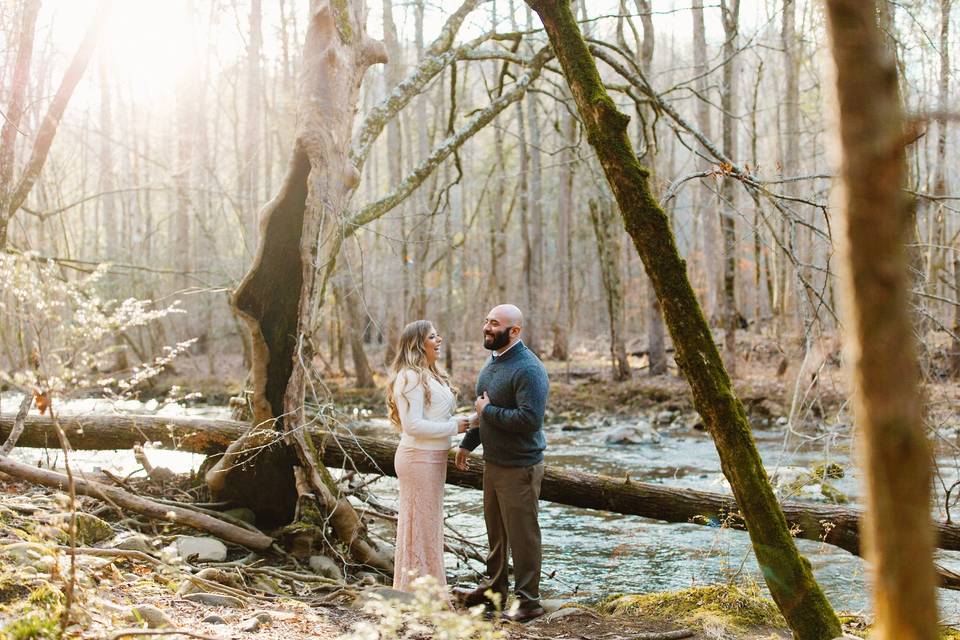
523,0,842,637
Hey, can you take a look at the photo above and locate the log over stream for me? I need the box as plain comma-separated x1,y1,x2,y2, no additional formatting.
5,411,960,565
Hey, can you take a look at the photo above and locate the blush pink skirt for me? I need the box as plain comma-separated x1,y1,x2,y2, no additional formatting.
393,444,449,594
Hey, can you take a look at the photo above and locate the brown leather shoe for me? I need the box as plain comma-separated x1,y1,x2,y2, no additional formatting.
503,605,545,623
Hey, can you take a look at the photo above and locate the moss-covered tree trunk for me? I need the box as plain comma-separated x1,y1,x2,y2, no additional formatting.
524,2,841,638
825,0,938,637
207,0,391,570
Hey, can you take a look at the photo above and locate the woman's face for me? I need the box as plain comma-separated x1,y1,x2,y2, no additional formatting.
423,325,442,365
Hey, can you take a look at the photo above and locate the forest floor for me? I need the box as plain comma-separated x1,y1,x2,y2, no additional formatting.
0,473,808,639
4,329,959,638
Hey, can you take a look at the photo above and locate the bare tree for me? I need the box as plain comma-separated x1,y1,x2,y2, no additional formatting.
0,0,109,248
589,198,631,380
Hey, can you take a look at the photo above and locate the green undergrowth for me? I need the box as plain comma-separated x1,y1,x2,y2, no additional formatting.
0,579,64,640
599,582,787,632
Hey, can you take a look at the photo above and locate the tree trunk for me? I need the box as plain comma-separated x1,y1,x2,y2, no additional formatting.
691,0,719,321
334,271,377,389
13,411,960,565
633,0,666,377
216,0,391,570
551,107,576,361
781,0,801,342
524,1,841,637
720,0,740,375
825,1,939,637
588,199,631,381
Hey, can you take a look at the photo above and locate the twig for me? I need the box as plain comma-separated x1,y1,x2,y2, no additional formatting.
0,455,273,549
108,629,225,640
0,393,32,456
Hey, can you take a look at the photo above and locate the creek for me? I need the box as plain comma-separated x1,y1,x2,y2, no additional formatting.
8,395,960,621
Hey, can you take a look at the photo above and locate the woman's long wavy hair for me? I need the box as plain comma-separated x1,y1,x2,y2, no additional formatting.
386,320,455,429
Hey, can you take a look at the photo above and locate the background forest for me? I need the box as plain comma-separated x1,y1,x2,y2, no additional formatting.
5,0,954,388
0,0,958,639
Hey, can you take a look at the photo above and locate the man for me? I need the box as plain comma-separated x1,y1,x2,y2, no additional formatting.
455,304,549,622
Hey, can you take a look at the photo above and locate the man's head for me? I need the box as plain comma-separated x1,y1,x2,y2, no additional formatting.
483,304,524,351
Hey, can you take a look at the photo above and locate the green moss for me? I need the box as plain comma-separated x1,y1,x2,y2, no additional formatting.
812,463,844,480
940,627,960,639
331,0,353,44
599,583,787,631
3,611,60,640
27,584,62,607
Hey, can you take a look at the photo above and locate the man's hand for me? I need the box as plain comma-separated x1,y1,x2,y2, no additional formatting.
475,391,491,415
455,448,470,471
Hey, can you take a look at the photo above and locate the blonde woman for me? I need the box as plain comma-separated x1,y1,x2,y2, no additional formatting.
387,320,471,594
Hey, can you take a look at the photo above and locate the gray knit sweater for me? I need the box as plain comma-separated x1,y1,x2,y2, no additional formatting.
459,341,549,466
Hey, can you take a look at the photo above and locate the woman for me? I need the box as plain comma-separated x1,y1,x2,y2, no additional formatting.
386,320,470,594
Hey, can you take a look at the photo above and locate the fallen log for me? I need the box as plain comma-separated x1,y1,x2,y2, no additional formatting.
0,451,273,551
3,412,960,559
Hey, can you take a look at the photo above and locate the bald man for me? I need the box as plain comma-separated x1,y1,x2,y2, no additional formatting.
455,304,549,622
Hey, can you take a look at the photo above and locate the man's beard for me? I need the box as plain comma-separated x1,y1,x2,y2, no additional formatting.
484,329,511,351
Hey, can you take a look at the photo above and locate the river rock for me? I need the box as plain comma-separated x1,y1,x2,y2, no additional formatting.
43,512,113,545
239,617,261,632
111,533,155,554
603,421,661,445
655,410,676,424
172,536,227,562
309,555,343,581
1,542,53,569
183,592,243,608
126,604,172,628
249,611,273,624
202,614,227,625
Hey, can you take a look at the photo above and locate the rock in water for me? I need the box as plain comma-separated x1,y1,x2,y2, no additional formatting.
172,536,228,562
603,421,661,445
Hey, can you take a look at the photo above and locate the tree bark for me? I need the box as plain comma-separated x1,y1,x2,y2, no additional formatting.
523,1,841,637
825,1,939,637
12,412,960,562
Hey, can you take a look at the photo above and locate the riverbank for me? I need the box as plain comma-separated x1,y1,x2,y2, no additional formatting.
0,475,856,639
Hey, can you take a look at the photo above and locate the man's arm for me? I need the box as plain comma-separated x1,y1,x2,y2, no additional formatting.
459,425,481,451
480,365,548,434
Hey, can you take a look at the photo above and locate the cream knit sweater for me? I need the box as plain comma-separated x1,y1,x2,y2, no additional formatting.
394,369,458,450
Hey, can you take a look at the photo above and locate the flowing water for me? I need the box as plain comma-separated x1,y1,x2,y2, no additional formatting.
9,396,960,621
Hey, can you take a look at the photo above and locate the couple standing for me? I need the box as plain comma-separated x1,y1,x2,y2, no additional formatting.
385,304,549,622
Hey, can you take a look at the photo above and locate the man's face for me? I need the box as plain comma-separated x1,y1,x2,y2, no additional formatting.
483,315,513,351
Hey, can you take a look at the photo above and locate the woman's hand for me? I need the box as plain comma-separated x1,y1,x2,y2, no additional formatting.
455,416,471,434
